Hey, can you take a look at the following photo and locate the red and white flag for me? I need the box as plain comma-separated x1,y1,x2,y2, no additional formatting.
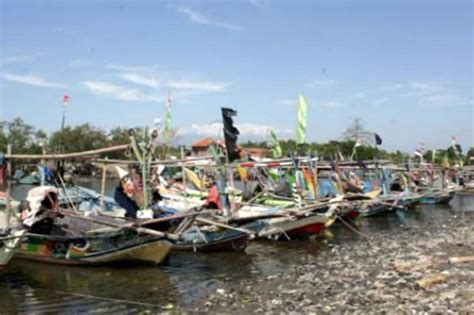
63,95,70,108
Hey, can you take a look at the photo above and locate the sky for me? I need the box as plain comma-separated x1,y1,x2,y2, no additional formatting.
0,0,472,153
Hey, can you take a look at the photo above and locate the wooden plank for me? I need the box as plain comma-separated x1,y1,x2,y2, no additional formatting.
6,144,129,160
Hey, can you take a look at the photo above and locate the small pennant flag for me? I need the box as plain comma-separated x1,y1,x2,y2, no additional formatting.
354,138,362,148
374,133,382,145
451,136,460,157
414,148,424,157
296,94,308,145
350,138,362,161
63,95,70,108
336,151,345,162
451,136,457,147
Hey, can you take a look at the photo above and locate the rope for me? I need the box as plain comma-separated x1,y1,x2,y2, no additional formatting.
56,174,79,214
335,214,370,241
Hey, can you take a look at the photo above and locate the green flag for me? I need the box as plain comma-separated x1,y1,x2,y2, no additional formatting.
270,130,283,158
296,94,308,144
164,95,172,143
431,149,436,163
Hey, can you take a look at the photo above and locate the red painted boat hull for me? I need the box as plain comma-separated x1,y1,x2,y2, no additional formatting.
286,222,325,238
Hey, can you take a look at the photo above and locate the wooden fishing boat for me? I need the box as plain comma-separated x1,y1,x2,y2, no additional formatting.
257,212,330,240
174,225,253,252
14,228,172,265
235,204,334,240
13,185,175,266
416,189,454,205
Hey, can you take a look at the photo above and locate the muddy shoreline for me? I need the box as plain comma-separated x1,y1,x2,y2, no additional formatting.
198,211,474,313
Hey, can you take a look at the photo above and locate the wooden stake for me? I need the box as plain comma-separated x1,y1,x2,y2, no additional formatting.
181,146,187,207
5,144,12,228
100,157,108,209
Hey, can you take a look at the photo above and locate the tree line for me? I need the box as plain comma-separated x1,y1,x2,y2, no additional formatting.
1,117,472,164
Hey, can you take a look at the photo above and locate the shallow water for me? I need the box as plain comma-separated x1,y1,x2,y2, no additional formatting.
2,183,474,313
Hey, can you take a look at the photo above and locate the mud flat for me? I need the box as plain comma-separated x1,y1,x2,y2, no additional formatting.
199,212,474,313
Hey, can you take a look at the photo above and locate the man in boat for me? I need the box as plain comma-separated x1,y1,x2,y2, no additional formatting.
21,186,63,235
130,165,145,207
114,166,140,219
345,172,364,194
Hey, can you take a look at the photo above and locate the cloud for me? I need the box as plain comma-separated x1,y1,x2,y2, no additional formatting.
81,81,162,102
3,73,67,88
167,79,229,93
403,81,470,107
420,93,471,107
1,54,40,66
178,122,291,139
120,73,160,88
249,0,268,7
375,80,470,107
176,7,242,31
321,100,344,108
351,92,366,99
306,79,338,88
105,63,159,72
70,59,92,68
378,84,404,91
408,81,444,95
277,99,296,106
372,97,388,106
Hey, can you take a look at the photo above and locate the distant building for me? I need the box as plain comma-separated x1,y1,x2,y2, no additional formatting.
191,137,222,157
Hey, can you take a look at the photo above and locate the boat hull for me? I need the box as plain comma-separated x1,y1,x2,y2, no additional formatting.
173,220,265,252
173,233,250,252
14,230,172,266
258,214,328,240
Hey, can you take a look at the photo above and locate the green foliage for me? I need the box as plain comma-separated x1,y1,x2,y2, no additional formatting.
241,139,407,162
466,147,474,160
0,117,48,154
1,117,461,166
49,123,109,153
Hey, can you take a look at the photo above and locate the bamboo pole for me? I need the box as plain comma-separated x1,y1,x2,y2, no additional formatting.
100,157,108,209
5,144,12,228
60,210,180,240
181,147,188,208
6,144,129,160
195,217,254,235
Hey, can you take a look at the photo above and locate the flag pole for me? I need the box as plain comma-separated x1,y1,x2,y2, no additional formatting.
59,104,66,153
58,95,70,153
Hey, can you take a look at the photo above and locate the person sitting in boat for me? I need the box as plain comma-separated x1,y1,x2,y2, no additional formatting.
21,186,62,235
114,166,140,219
130,165,145,207
345,172,364,194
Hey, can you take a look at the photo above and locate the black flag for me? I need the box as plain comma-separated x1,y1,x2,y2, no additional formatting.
221,107,240,162
374,133,382,145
